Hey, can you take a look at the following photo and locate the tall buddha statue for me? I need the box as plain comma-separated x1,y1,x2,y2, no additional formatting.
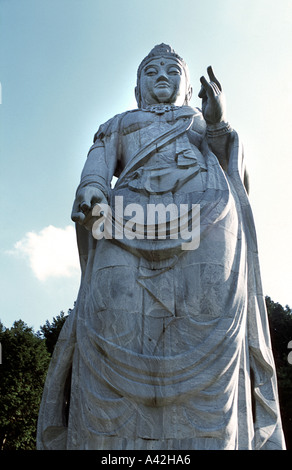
37,44,286,451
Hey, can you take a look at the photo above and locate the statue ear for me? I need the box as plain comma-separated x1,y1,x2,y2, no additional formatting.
186,85,193,104
135,86,141,107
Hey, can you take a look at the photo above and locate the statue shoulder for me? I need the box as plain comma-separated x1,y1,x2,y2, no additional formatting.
93,110,139,142
120,109,154,133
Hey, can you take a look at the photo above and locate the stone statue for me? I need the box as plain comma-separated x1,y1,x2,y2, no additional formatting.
37,44,286,450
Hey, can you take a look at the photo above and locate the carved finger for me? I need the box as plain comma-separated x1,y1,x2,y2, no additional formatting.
198,84,207,98
80,201,91,214
210,82,221,96
200,75,210,89
71,210,86,223
200,76,217,100
207,66,222,91
199,76,214,99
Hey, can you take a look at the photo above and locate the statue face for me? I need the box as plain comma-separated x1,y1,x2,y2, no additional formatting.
139,58,188,106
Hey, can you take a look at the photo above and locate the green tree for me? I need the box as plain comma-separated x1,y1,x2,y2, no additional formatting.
39,310,70,355
266,296,292,449
0,320,50,450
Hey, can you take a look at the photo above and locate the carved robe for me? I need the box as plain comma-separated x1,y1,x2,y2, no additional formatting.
37,106,285,450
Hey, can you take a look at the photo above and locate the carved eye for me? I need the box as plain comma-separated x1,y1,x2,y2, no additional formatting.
168,67,181,75
144,67,157,76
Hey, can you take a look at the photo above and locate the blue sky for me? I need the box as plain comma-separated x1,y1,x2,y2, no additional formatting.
1,0,292,330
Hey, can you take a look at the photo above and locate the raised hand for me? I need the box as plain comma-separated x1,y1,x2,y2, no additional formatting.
198,66,226,125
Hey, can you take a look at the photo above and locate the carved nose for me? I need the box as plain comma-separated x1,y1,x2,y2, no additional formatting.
156,72,169,82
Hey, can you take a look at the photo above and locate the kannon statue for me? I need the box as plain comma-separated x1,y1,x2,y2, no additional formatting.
37,44,286,450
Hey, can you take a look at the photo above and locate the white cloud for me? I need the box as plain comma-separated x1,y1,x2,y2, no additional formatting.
10,225,80,281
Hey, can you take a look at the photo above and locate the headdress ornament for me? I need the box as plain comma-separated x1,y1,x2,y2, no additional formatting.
135,43,191,108
137,43,187,79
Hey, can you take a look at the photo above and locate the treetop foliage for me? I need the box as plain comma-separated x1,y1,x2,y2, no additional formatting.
0,320,51,450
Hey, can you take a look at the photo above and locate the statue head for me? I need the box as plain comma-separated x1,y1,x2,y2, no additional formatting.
135,43,193,108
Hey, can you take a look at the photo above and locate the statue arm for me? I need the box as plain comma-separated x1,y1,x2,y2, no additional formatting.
206,123,250,192
206,122,233,171
71,144,109,228
199,66,234,172
71,117,121,228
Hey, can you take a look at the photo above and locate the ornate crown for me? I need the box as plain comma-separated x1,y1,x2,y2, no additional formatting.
137,43,187,78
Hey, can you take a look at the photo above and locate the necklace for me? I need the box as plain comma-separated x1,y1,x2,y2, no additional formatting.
142,104,179,115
